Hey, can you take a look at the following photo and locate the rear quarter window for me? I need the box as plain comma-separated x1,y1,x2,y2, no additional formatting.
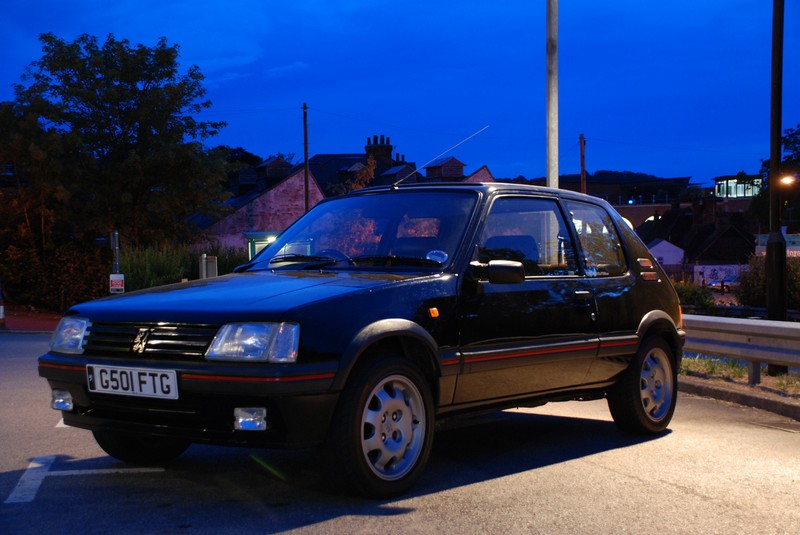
563,200,627,277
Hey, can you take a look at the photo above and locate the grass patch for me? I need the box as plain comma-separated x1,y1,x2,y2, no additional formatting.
680,355,749,381
775,373,800,394
681,353,800,399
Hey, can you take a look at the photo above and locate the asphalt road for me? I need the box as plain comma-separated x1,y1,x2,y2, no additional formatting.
2,333,799,534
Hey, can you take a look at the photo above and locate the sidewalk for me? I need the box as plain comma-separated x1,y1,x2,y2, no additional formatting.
1,306,62,333
2,306,798,421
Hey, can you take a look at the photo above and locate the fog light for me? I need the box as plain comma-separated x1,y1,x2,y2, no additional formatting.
51,389,73,411
234,407,267,431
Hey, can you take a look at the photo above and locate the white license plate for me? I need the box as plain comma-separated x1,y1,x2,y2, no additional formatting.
87,365,179,400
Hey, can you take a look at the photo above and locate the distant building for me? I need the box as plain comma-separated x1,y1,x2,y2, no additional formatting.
201,134,494,252
647,238,684,265
526,171,691,205
422,156,466,181
714,174,762,199
309,135,421,195
755,234,800,258
200,167,325,251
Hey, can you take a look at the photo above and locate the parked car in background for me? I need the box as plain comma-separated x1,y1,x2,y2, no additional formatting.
708,276,740,293
39,182,685,497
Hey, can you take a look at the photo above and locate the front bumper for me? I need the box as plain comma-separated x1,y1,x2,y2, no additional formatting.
39,353,340,448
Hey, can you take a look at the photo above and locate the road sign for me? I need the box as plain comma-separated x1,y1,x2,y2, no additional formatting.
109,273,125,294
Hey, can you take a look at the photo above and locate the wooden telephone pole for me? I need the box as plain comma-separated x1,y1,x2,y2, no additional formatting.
580,134,587,194
303,103,310,213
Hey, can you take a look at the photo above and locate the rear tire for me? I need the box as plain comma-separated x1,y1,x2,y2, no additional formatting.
325,355,434,498
93,430,190,464
607,337,677,435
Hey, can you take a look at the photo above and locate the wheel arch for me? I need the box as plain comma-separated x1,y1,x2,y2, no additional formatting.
636,310,684,366
333,319,441,398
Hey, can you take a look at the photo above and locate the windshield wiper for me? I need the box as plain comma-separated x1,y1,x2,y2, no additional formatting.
349,255,443,267
268,253,344,268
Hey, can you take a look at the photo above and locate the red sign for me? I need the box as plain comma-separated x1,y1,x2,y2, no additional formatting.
110,274,125,294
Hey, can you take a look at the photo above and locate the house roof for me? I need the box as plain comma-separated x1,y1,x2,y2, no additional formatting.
647,238,684,253
424,156,465,168
382,164,413,176
305,153,421,194
638,202,756,265
305,153,366,194
691,223,754,264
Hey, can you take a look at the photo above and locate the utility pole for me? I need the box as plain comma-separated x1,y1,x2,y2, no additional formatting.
580,134,587,194
546,0,559,188
303,103,310,213
766,0,787,375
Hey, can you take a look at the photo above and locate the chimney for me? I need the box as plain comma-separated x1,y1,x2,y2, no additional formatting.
365,133,394,165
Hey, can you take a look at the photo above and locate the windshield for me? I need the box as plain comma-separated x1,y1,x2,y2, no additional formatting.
242,190,478,272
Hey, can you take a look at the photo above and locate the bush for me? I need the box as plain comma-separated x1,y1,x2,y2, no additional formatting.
0,243,110,312
122,245,250,292
121,246,193,292
0,242,250,311
673,281,716,312
736,255,800,310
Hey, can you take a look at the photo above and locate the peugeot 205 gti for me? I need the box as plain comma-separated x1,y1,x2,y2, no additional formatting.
40,182,685,497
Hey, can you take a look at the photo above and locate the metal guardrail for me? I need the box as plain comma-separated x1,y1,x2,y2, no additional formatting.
683,314,800,384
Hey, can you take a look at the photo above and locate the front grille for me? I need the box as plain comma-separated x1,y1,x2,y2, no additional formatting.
84,322,219,360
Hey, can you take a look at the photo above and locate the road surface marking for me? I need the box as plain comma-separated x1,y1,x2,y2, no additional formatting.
4,456,164,504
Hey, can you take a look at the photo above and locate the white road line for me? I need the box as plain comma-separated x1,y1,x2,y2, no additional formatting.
4,456,164,504
4,456,55,504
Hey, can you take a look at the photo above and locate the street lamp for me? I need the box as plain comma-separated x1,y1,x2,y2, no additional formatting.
779,173,798,231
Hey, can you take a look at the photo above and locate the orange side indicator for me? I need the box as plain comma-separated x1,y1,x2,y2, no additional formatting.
428,307,440,318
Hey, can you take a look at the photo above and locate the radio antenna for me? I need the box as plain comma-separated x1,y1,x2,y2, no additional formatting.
392,125,490,188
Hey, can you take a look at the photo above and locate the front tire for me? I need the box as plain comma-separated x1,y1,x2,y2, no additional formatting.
607,337,677,435
93,430,190,464
325,356,434,498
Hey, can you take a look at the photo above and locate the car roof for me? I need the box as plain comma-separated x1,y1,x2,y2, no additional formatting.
352,181,612,206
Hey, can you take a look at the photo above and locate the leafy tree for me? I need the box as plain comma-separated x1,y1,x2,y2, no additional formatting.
0,101,87,252
10,32,229,248
0,33,232,309
751,123,800,232
328,156,377,195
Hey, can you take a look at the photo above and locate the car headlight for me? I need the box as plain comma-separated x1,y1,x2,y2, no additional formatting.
206,323,300,363
50,317,91,354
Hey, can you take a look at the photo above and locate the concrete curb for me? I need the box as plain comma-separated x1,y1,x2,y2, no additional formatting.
0,329,55,335
679,376,800,421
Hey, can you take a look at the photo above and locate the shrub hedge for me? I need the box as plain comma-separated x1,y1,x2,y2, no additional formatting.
0,243,249,312
673,281,716,312
736,255,800,310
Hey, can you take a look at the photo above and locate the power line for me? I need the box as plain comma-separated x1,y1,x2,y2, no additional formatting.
589,136,764,157
199,103,765,160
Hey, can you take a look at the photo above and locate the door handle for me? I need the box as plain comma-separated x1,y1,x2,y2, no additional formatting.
574,290,593,307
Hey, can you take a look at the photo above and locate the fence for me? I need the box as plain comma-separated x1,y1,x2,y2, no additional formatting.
683,314,800,384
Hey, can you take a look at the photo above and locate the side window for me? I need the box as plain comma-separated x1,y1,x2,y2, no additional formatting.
478,196,577,276
564,200,626,277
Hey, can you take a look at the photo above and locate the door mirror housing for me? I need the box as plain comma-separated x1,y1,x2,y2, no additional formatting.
468,260,526,284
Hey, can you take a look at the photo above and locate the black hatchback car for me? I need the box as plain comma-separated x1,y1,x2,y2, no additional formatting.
40,182,684,497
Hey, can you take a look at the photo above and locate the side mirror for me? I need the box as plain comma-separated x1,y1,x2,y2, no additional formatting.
468,260,525,284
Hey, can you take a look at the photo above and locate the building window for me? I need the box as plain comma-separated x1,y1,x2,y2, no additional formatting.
716,177,761,199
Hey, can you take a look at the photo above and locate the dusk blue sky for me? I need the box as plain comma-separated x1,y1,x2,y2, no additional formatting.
1,1,798,186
